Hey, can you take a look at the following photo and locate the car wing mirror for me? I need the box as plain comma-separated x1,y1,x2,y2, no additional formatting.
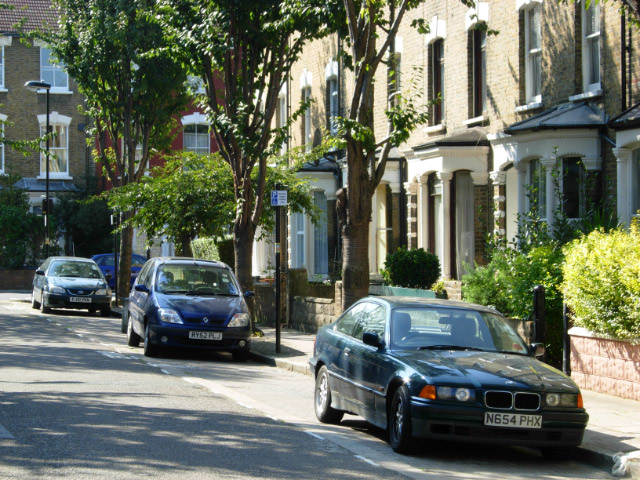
105,273,112,280
244,290,255,298
35,269,45,276
363,332,382,348
530,343,545,359
134,284,149,293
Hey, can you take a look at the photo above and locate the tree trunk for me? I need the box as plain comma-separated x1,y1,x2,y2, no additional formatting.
341,146,373,311
117,220,133,303
233,219,256,330
176,231,193,257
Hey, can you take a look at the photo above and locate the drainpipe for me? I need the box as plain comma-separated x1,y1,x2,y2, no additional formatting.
622,13,627,111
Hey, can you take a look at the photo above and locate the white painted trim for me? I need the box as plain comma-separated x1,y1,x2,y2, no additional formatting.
0,113,6,121
463,114,488,126
515,101,542,113
181,112,209,126
37,111,71,126
324,59,339,80
465,3,489,31
0,36,12,47
424,124,445,134
568,89,602,102
425,16,446,44
516,0,543,12
299,69,312,89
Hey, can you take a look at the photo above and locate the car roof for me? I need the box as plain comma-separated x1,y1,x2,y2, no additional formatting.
47,256,96,263
365,296,502,316
152,257,229,269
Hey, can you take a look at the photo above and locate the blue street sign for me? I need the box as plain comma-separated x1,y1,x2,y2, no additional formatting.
271,190,288,206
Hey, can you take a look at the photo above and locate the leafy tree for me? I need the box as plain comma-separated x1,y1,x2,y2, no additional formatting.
106,151,321,259
43,0,191,296
157,0,338,294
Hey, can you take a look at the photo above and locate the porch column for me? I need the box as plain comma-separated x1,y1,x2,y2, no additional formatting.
405,182,418,249
417,175,429,250
540,156,557,232
438,171,453,279
613,148,632,226
490,171,507,238
471,172,489,266
515,162,527,220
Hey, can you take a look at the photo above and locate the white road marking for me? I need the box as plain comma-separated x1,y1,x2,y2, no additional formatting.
355,455,379,467
160,369,170,375
0,424,14,439
236,402,253,410
305,430,325,440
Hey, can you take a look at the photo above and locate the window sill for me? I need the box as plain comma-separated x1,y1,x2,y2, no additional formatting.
0,88,7,93
515,101,542,113
38,88,73,95
464,114,488,127
425,124,446,134
37,175,72,180
568,89,602,102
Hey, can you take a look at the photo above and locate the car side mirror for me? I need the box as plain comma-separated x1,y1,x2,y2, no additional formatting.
35,269,44,276
363,332,382,348
244,291,255,298
134,284,149,293
105,273,112,280
530,343,545,359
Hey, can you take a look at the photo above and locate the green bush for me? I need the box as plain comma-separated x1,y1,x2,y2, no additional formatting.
561,225,640,340
191,237,220,261
381,247,440,290
463,244,565,367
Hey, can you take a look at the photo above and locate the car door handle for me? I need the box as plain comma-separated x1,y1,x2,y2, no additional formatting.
344,348,351,356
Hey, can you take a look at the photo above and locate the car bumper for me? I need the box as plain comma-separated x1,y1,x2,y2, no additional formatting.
44,293,111,310
409,398,588,447
148,324,251,352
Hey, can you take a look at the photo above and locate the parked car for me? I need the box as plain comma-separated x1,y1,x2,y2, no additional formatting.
32,256,112,316
91,253,148,289
125,257,254,360
310,296,589,456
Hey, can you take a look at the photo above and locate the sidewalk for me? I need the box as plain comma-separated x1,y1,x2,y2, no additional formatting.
250,326,640,478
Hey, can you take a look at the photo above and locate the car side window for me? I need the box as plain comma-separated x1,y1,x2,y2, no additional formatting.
136,262,152,287
352,303,386,342
335,303,367,337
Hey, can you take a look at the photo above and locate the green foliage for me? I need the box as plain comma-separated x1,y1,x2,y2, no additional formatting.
216,237,235,270
191,238,220,261
561,224,640,340
381,247,441,290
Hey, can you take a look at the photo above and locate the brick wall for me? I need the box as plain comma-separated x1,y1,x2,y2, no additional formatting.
570,327,640,401
0,269,36,290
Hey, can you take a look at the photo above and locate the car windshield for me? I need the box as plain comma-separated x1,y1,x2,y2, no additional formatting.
155,264,239,296
49,260,103,279
101,254,146,267
390,306,528,355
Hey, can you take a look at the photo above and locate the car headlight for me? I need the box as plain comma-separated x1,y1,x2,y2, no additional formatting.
228,313,249,328
48,285,66,294
436,386,476,402
94,288,111,296
546,393,580,408
158,308,183,324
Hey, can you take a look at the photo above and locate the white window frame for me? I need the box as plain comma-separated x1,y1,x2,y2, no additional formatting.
37,111,71,179
0,113,5,174
291,211,307,269
300,69,313,152
527,158,547,221
40,47,70,93
581,0,601,94
312,191,328,276
524,5,542,104
277,82,288,156
632,149,640,219
561,157,586,220
181,112,211,156
0,46,4,90
187,75,206,95
325,59,340,136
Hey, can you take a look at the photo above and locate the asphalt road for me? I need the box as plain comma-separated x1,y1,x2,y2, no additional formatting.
0,298,615,480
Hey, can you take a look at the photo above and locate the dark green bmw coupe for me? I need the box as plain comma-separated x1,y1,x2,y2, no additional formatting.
310,296,588,456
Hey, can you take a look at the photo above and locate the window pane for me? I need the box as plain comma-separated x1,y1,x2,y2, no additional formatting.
563,158,584,219
632,150,640,215
313,192,328,275
529,159,547,217
588,37,600,84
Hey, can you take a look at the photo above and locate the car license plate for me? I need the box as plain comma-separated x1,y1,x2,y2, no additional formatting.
484,412,542,429
188,331,222,341
70,297,92,303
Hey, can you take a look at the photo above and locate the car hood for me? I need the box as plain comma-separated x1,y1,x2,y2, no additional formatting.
50,277,107,290
397,350,579,393
157,294,245,319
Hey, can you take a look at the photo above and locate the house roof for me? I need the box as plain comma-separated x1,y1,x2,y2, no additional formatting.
13,177,79,192
507,102,607,133
300,156,341,174
610,102,640,130
412,127,490,151
0,0,57,35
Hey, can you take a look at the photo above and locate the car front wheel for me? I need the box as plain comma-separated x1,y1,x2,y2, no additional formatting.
314,366,344,424
389,385,413,454
126,316,140,347
40,293,51,314
31,290,40,309
143,322,159,357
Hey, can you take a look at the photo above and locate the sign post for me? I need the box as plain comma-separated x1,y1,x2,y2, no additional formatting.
271,185,288,353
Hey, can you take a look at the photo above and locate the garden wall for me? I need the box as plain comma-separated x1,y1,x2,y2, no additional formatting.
0,269,35,290
569,327,640,401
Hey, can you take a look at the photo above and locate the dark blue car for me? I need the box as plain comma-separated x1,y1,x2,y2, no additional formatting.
125,257,253,360
91,253,147,289
310,296,588,456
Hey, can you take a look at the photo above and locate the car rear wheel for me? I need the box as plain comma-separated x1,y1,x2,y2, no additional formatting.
126,316,141,347
389,385,413,454
31,290,40,309
121,307,129,334
143,322,159,357
314,366,344,424
100,307,111,317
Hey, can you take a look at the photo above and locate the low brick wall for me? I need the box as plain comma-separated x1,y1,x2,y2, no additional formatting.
254,282,276,325
0,269,35,290
569,327,640,401
290,296,338,333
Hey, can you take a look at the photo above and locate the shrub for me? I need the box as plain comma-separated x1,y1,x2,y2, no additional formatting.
381,247,440,290
561,225,640,340
191,237,220,261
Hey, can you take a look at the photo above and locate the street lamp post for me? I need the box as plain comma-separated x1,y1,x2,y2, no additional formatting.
25,80,52,258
